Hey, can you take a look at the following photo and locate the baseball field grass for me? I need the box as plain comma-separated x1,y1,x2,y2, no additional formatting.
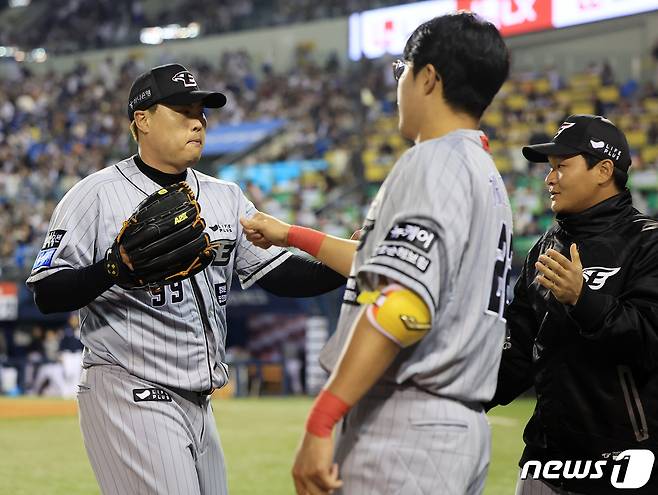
0,396,533,494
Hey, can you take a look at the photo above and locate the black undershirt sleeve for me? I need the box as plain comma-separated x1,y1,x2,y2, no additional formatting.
256,255,346,297
32,261,115,314
32,254,345,314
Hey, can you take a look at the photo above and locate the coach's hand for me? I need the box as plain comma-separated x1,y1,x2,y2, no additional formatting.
292,432,342,495
535,243,583,306
240,212,291,249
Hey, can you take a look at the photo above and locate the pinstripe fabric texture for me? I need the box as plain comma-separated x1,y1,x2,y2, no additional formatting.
334,384,490,495
319,130,513,493
78,365,227,495
27,155,291,494
27,156,290,391
320,130,513,404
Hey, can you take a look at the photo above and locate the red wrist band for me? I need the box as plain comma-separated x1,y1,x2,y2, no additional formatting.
287,225,326,257
305,389,350,438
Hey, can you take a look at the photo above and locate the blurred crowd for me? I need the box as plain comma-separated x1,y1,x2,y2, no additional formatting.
0,311,309,396
0,313,83,396
2,49,658,280
0,0,418,54
0,49,373,279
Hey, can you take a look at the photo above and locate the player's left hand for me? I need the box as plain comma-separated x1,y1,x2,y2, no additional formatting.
292,431,342,495
535,243,583,306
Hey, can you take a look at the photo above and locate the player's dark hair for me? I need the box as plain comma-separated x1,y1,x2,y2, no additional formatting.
403,11,510,119
582,153,628,191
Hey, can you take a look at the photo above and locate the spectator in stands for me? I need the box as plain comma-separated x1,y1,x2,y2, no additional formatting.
0,0,421,55
2,46,658,324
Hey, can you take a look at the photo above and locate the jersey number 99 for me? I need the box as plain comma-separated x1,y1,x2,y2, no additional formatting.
152,281,184,307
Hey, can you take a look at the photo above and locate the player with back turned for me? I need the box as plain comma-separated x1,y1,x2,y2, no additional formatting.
26,64,345,495
241,12,511,494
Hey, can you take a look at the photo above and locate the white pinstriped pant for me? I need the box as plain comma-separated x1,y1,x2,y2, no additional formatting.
334,383,490,495
77,365,227,495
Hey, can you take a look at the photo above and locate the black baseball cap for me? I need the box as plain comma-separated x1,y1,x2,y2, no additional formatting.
127,63,227,121
522,114,631,172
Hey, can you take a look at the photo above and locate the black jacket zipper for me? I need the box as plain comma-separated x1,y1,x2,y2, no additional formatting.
618,365,649,442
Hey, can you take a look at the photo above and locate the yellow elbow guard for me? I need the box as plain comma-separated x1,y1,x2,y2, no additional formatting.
357,284,431,348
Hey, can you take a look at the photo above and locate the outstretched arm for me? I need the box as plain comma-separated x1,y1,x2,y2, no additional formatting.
256,255,346,297
240,212,358,277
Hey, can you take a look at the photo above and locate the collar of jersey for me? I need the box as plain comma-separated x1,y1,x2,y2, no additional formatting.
134,154,187,188
556,189,635,237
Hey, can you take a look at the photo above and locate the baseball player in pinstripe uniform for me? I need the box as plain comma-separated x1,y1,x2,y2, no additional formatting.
241,13,511,495
26,64,344,495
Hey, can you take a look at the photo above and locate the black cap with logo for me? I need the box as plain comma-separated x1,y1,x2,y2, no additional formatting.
522,114,631,172
127,63,227,121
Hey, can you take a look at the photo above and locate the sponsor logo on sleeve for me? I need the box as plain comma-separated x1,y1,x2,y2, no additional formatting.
32,229,67,271
385,222,437,252
42,229,66,249
32,249,56,271
373,243,431,272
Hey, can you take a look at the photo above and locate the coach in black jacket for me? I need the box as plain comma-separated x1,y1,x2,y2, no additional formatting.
488,115,658,494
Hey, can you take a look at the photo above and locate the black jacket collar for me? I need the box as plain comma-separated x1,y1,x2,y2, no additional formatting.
134,154,187,187
556,190,636,237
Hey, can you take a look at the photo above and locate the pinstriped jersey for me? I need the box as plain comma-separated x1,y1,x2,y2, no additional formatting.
26,156,291,392
320,130,513,403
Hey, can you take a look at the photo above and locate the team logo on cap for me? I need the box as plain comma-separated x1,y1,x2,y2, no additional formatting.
172,71,197,88
554,122,575,138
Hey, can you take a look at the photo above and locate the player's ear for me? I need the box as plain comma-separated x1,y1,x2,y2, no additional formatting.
422,63,439,96
134,110,150,135
596,159,614,185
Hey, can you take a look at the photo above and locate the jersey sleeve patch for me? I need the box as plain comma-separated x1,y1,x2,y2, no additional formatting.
373,244,431,272
31,229,67,272
42,229,67,249
384,222,436,252
32,248,57,271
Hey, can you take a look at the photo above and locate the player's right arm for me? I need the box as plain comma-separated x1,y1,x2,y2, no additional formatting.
240,211,358,277
27,178,114,313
